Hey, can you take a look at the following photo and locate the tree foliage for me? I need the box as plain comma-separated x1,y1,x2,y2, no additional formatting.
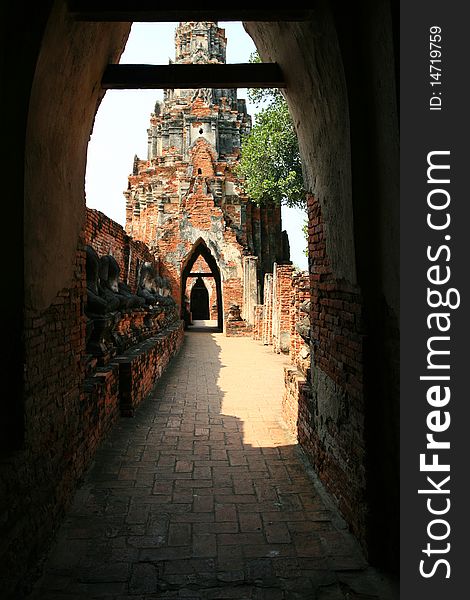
237,54,305,208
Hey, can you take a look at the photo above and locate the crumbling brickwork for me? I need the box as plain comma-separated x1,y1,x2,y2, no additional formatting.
6,5,399,590
254,196,366,545
246,11,399,568
282,367,309,439
225,320,254,337
84,208,157,293
272,264,294,354
269,195,366,544
115,322,184,416
2,244,92,596
289,272,310,368
2,213,184,597
261,273,274,346
252,305,264,341
124,22,288,331
304,193,365,542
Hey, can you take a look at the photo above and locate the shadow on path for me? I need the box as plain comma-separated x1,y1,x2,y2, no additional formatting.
186,320,220,334
28,332,397,600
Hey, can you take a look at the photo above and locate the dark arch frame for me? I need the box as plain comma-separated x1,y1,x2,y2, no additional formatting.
181,239,223,331
6,6,400,585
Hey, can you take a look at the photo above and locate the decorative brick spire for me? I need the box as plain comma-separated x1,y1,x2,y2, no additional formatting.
174,21,226,64
141,22,250,164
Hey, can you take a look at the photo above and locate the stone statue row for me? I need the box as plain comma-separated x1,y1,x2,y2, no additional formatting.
295,299,311,363
295,299,311,346
85,245,175,318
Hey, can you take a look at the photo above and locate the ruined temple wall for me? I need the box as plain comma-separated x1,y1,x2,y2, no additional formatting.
246,4,399,564
304,193,365,546
191,255,212,274
272,264,294,354
253,305,264,341
222,278,243,318
125,164,285,330
249,204,261,261
243,204,287,304
149,188,246,323
5,241,120,596
251,199,366,547
11,227,183,597
289,272,311,367
206,278,218,320
261,273,273,346
84,208,158,293
125,93,285,331
282,272,311,440
10,206,182,596
11,192,178,600
3,4,131,594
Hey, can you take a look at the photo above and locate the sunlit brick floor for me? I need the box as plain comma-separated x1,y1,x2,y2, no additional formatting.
29,332,397,599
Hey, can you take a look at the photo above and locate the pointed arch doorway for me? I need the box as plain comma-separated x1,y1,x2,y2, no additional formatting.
181,239,223,331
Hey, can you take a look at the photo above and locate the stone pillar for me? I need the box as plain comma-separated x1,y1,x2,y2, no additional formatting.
272,263,294,354
242,255,259,324
253,305,264,341
262,273,273,346
271,264,279,351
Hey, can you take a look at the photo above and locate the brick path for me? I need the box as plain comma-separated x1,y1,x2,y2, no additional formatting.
30,332,396,599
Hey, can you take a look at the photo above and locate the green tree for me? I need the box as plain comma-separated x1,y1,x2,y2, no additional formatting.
302,220,309,257
237,54,305,208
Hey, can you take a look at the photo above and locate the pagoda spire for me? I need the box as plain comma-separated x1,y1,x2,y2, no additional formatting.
174,22,227,65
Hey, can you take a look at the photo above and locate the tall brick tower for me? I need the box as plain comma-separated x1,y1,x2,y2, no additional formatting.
124,22,290,331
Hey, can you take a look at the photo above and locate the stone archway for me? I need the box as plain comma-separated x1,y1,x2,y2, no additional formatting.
181,239,223,330
5,6,400,593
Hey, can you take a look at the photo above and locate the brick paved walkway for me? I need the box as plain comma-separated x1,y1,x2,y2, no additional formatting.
30,332,396,600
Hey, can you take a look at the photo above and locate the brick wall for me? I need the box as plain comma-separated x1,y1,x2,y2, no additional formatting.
222,278,243,319
84,208,157,293
1,242,90,597
261,273,273,346
289,272,310,370
308,193,363,403
1,214,184,597
251,226,365,545
282,367,309,439
225,320,253,337
190,139,216,177
256,195,367,550
208,278,218,321
111,306,180,358
252,305,264,341
114,322,184,416
136,186,246,328
303,193,366,544
272,264,294,354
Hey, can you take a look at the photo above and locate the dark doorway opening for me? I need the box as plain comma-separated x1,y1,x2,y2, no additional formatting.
190,277,210,319
181,238,223,331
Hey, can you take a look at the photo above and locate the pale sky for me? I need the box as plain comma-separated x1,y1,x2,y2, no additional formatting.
85,21,308,270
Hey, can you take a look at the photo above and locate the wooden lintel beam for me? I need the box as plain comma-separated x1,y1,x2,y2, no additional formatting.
102,63,285,90
188,273,215,278
68,3,312,22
